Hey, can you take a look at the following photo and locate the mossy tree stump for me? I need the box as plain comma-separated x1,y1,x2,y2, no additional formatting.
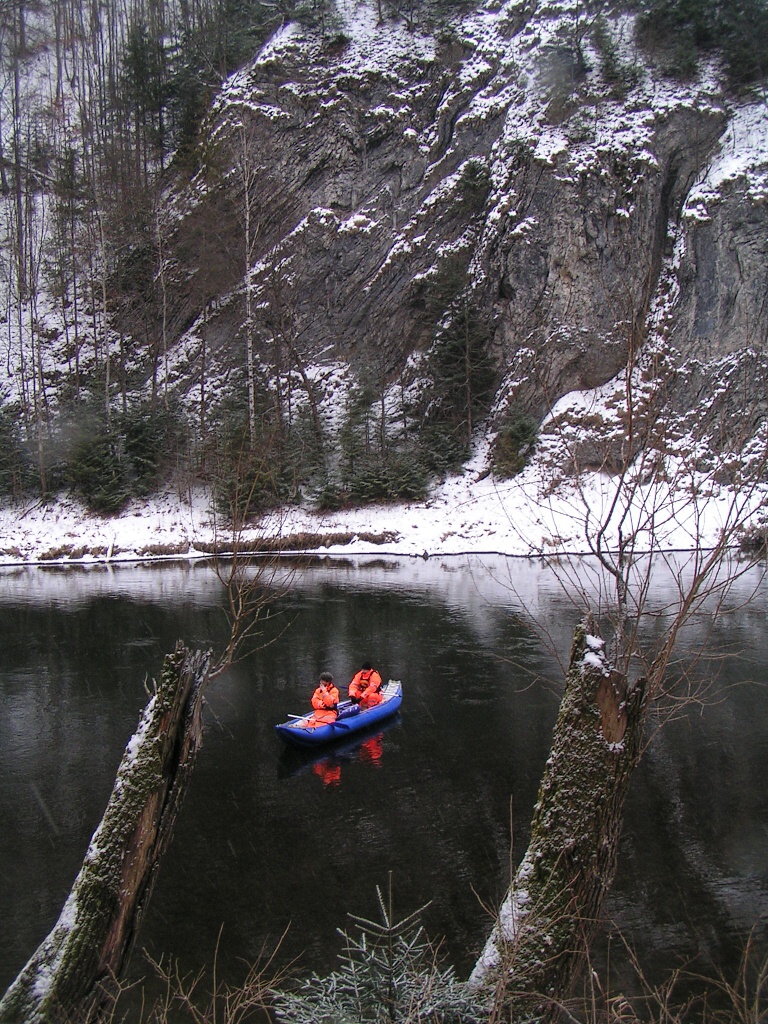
0,643,211,1024
469,615,648,1020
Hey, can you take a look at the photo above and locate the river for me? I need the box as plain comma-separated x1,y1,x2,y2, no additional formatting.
1,554,767,1013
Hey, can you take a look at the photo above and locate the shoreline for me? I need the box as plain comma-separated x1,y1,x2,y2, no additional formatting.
0,521,741,571
1,460,763,567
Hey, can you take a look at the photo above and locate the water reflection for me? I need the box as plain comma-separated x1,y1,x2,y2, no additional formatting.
309,733,382,787
277,718,401,786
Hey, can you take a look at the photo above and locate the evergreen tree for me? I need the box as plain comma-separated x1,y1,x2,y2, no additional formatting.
272,886,487,1024
121,402,188,497
210,412,283,525
281,402,327,500
718,0,768,86
0,406,28,499
634,0,768,85
336,381,427,506
418,298,496,473
122,18,170,165
166,29,212,161
67,420,130,515
339,380,380,487
491,416,538,478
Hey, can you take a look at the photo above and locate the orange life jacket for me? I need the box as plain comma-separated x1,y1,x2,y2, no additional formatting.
349,668,383,707
308,682,339,725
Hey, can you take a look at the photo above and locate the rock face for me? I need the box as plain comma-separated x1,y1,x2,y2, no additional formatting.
160,0,768,459
673,182,768,362
476,104,728,420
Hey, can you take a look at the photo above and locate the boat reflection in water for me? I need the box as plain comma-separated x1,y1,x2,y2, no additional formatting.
277,714,401,786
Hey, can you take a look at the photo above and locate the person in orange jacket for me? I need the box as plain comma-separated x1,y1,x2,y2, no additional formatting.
309,672,340,726
348,661,383,708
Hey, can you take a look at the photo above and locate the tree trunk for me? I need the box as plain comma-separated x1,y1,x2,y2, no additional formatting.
469,616,647,1020
0,643,212,1024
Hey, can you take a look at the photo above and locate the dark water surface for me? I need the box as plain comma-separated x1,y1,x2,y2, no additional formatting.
1,555,767,1010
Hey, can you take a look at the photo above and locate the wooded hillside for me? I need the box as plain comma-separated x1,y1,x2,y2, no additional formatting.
1,0,766,525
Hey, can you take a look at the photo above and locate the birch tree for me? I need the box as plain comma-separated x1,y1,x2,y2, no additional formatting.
225,113,263,448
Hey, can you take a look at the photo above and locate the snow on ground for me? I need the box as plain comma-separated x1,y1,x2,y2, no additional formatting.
0,432,760,566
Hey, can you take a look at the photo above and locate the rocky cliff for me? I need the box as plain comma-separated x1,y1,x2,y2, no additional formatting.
158,0,768,480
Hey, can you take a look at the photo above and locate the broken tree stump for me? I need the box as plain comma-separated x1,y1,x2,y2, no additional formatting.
469,615,648,1019
0,642,212,1024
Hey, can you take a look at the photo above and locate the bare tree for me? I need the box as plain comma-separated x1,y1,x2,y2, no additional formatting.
258,260,326,455
470,335,768,1016
222,113,263,448
0,524,293,1024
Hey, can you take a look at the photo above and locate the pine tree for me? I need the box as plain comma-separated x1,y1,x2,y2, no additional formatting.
634,0,768,86
67,420,130,514
419,297,496,473
718,0,768,87
0,406,27,498
271,885,487,1024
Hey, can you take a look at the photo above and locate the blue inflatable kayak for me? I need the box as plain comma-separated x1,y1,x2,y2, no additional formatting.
275,680,402,748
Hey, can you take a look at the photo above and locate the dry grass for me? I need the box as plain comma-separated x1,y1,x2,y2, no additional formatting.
193,531,398,555
1,531,399,566
83,928,294,1024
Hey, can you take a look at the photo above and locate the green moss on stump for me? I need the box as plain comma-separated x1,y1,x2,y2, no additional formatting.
474,616,648,1020
0,644,211,1024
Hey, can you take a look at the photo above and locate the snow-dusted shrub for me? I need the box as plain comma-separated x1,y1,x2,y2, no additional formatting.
491,416,538,479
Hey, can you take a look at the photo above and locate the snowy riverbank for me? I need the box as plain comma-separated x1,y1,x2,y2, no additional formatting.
1,441,762,566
